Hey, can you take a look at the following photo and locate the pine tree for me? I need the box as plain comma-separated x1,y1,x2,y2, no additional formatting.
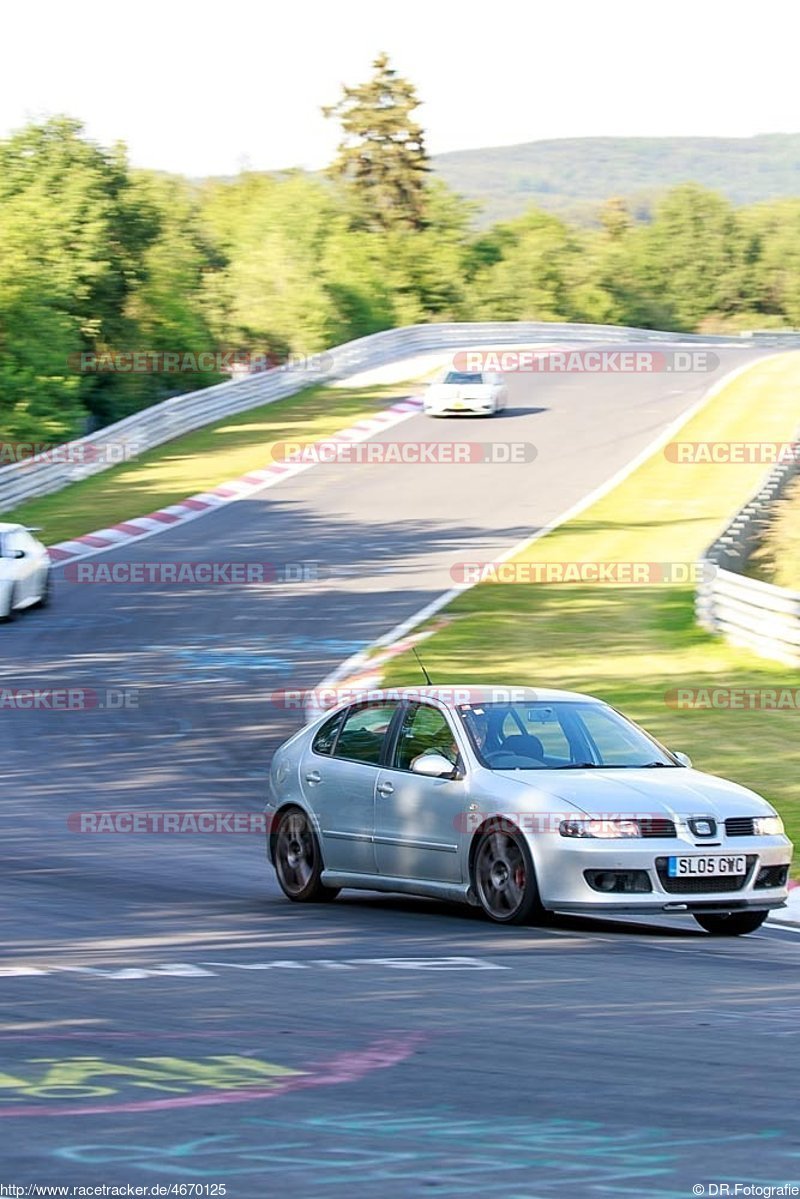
323,53,429,232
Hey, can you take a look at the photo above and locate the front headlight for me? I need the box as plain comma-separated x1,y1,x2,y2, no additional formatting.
753,815,784,836
559,818,641,839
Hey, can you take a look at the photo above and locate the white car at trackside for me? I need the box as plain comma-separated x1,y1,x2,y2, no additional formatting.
424,369,509,417
0,523,51,620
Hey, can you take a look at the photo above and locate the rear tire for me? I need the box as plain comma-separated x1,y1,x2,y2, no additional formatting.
694,911,768,936
273,807,340,903
472,826,546,925
0,585,17,622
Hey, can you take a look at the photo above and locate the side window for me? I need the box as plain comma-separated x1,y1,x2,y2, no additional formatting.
312,710,345,757
333,702,398,766
394,704,458,771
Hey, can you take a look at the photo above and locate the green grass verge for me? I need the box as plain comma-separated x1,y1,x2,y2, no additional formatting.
382,353,800,867
6,380,419,546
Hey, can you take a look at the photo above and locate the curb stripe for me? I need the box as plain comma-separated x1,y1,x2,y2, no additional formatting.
49,395,424,568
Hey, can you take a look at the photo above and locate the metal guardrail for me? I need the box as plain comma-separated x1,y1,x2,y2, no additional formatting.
697,443,800,667
2,320,799,512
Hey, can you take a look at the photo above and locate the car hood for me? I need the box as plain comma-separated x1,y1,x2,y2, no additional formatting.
428,384,494,397
491,767,776,819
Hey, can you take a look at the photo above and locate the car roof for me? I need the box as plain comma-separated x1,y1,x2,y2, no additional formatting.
0,523,22,534
331,684,602,708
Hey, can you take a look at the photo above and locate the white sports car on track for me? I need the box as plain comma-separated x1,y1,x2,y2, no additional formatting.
266,686,793,936
0,523,51,620
424,370,508,417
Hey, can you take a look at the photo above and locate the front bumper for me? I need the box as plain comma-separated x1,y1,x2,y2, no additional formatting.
533,833,793,914
424,398,496,416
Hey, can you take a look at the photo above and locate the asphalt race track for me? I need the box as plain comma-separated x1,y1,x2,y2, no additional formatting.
2,348,799,1195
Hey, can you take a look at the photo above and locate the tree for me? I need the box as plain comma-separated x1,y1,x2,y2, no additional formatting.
0,117,161,437
742,199,800,326
122,171,225,410
469,209,579,321
200,172,342,355
323,52,429,232
637,185,747,329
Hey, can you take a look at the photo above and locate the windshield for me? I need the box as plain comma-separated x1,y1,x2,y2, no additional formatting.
443,371,484,385
457,700,677,770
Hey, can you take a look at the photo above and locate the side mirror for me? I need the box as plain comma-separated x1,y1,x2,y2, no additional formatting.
673,750,692,768
411,752,458,779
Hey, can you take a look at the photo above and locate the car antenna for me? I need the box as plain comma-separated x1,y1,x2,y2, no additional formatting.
412,647,433,686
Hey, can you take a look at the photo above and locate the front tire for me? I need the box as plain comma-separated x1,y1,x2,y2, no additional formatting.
33,570,51,608
694,911,768,936
472,826,546,925
273,807,339,903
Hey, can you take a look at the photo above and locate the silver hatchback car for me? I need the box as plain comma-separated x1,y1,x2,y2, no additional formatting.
265,686,793,935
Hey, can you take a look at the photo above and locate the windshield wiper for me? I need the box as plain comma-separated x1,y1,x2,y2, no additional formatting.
554,761,676,770
618,757,681,767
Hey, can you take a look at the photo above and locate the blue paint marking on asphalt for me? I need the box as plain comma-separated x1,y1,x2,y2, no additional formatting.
142,633,367,683
53,1114,789,1192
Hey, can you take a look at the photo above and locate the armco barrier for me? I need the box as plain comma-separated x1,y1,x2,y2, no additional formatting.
0,321,789,512
696,436,800,667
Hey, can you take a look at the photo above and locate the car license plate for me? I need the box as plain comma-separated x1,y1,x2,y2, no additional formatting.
667,855,747,878
450,400,466,410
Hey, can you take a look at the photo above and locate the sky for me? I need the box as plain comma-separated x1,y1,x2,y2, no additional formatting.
2,0,798,176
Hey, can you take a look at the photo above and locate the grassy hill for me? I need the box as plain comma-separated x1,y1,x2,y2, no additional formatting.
432,134,800,224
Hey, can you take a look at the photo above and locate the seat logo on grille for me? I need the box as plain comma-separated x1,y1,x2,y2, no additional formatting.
689,817,716,837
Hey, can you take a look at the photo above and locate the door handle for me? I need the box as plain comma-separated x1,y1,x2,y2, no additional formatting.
376,781,394,797
304,771,321,785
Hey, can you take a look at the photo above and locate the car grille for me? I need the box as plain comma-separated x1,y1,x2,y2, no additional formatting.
655,855,756,893
725,817,756,837
640,818,677,838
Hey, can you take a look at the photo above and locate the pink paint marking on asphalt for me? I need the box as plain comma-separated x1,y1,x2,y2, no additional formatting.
0,1034,424,1118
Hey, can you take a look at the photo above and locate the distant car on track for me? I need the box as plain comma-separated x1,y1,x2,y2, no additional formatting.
0,523,51,620
424,369,508,417
266,686,792,936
